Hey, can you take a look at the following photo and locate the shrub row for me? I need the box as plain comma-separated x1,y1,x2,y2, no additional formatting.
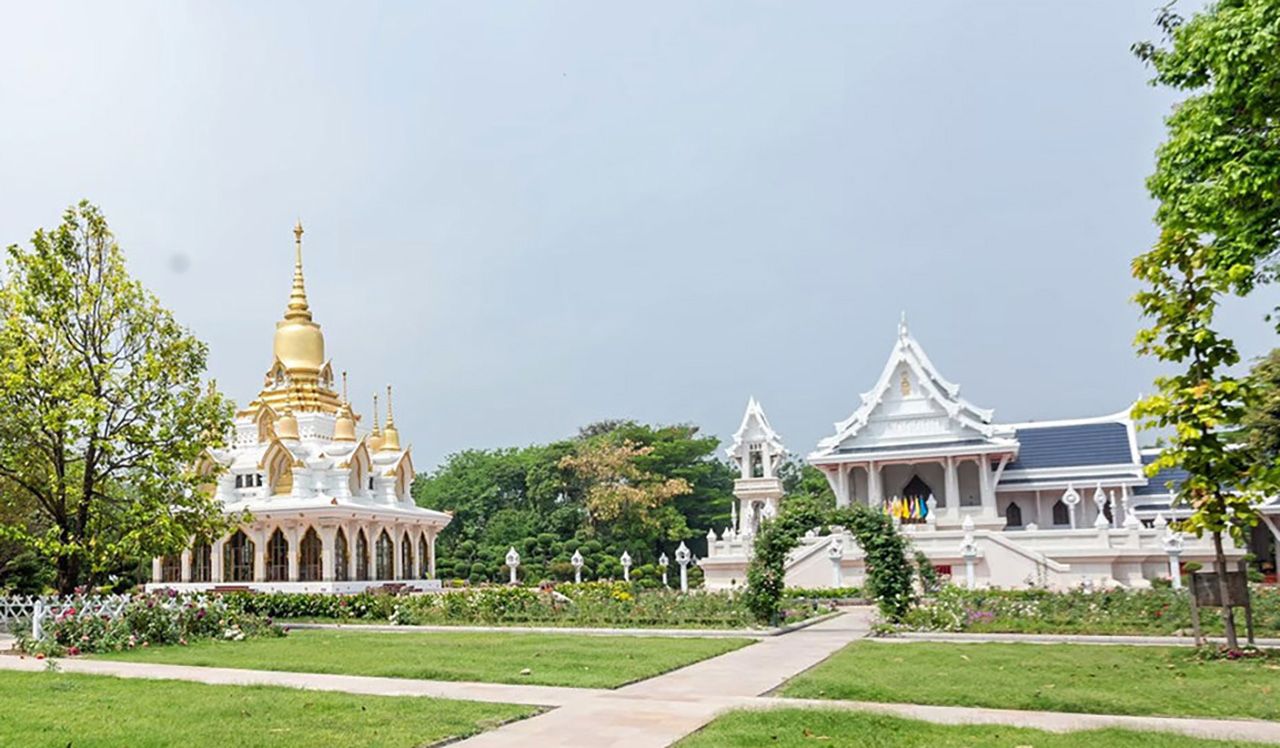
900,584,1280,636
224,582,826,629
17,591,282,657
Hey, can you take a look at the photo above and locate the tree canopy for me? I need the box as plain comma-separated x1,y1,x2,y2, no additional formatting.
0,201,233,593
414,420,753,584
1131,0,1280,647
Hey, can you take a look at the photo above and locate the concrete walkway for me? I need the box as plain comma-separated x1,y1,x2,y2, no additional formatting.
888,630,1280,648
6,608,1280,746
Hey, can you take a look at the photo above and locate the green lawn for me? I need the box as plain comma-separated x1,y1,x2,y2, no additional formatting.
677,708,1270,748
780,641,1280,721
98,629,752,688
0,670,534,747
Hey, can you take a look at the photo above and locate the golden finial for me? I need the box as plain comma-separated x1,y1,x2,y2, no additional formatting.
372,393,381,434
386,384,395,427
285,219,311,320
342,371,349,403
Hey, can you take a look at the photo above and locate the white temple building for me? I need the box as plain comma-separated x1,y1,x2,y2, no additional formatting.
702,319,1275,590
148,223,451,592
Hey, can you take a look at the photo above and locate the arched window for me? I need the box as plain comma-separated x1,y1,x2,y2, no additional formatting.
400,535,413,580
1005,501,1023,528
299,527,322,582
1052,500,1070,526
267,529,289,581
335,529,350,582
418,533,429,578
160,554,181,583
224,530,254,582
191,542,212,583
355,530,370,581
375,530,394,580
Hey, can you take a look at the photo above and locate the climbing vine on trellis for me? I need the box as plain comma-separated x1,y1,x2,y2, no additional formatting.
743,499,915,624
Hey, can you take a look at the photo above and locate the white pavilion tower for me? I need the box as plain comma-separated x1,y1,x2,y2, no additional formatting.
725,397,786,537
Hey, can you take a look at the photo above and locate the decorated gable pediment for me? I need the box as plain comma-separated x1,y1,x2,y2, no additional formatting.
814,319,1012,457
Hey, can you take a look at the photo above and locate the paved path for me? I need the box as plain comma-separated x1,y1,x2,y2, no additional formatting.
889,630,1280,648
6,608,1280,746
450,607,878,747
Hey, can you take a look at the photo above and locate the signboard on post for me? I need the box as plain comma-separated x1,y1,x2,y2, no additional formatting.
1190,571,1249,607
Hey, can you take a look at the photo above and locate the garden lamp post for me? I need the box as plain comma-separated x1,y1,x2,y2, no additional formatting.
620,551,632,582
960,515,978,590
571,549,584,583
675,542,691,593
1162,523,1184,590
1062,484,1080,529
827,536,843,589
505,546,520,586
658,552,670,587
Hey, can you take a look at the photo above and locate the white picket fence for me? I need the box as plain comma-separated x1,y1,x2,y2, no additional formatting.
0,595,131,639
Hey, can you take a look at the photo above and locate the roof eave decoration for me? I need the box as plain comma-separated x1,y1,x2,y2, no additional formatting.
814,319,1001,457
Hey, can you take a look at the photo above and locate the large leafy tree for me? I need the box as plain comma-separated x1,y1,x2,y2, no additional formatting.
413,420,735,583
0,202,233,593
1131,1,1280,648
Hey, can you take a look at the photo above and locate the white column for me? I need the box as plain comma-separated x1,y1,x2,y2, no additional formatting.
151,557,162,582
211,537,225,583
978,458,996,517
180,548,192,583
320,526,337,581
252,527,267,582
1034,490,1043,527
836,466,850,507
286,525,300,582
428,530,437,579
944,456,959,517
391,526,402,580
868,462,882,509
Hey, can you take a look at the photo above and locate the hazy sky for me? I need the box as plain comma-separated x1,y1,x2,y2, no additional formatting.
1,2,1274,470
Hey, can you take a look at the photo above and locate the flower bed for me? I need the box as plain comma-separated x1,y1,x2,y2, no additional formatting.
17,592,282,657
898,584,1280,637
225,582,830,629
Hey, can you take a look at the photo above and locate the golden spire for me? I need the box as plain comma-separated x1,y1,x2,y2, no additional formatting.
332,370,357,442
286,219,312,321
380,384,401,451
341,371,350,403
367,392,384,451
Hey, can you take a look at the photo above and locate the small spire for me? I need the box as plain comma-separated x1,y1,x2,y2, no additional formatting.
285,220,312,321
898,310,908,339
341,371,349,403
372,393,381,434
386,384,396,427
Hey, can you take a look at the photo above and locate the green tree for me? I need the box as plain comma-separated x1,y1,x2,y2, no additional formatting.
1131,1,1280,648
0,201,233,593
1242,349,1280,471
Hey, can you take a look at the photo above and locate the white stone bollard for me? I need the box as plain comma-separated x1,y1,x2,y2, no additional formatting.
570,549,584,584
827,536,844,588
505,547,520,585
658,553,670,587
675,542,691,593
1162,527,1184,589
620,551,632,583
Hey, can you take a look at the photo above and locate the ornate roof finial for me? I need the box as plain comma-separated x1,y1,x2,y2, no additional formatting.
381,384,401,451
386,384,396,427
898,310,908,339
371,393,381,434
285,220,311,321
341,371,349,403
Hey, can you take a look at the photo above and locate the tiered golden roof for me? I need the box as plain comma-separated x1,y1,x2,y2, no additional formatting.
241,222,344,417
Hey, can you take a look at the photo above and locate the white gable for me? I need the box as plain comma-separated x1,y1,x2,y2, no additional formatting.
726,396,785,462
813,318,1014,456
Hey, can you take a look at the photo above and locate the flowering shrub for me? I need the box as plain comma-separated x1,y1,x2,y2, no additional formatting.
899,584,1280,637
222,583,827,629
17,592,281,657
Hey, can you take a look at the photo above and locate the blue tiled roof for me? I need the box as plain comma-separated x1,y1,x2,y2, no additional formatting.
1006,422,1134,470
1133,453,1188,497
